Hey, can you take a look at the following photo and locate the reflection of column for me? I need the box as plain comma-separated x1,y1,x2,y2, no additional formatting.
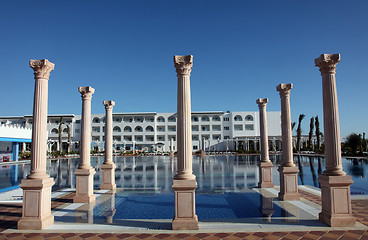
12,142,19,162
315,54,355,227
170,137,174,156
101,101,116,191
257,98,274,188
259,192,274,222
276,84,300,201
18,59,55,230
102,192,116,224
172,55,198,230
74,87,96,203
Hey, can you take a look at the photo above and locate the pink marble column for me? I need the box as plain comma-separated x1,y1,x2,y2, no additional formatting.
74,86,96,203
170,137,174,157
18,59,55,230
315,54,355,227
101,101,116,191
276,84,300,200
256,98,274,188
172,55,198,230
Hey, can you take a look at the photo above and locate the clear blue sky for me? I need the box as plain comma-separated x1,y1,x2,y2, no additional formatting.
0,0,367,138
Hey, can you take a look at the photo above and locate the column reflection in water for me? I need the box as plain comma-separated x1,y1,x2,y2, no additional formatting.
309,157,318,187
297,155,304,185
57,159,62,188
259,190,275,222
101,192,116,224
11,165,19,185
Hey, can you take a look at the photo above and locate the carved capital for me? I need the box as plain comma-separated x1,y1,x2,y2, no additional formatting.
103,100,115,110
174,55,193,76
78,86,95,100
29,59,55,80
315,54,340,75
276,83,293,97
256,98,268,109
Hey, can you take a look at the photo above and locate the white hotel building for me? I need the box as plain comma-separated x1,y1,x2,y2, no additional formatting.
0,111,282,153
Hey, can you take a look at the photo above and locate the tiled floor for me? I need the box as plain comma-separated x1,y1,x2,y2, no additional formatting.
1,189,368,239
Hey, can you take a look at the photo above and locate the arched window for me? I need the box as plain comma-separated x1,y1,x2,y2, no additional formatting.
201,116,210,121
157,116,165,122
51,128,58,134
135,126,143,132
92,117,100,123
146,126,154,132
124,126,132,132
191,116,199,122
168,116,176,122
212,116,221,121
245,115,254,121
234,115,242,121
63,128,68,133
113,126,121,132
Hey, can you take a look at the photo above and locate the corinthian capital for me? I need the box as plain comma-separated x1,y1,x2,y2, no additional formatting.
315,54,340,75
256,98,268,109
276,83,293,97
174,55,193,76
79,86,95,100
29,59,55,80
103,100,115,110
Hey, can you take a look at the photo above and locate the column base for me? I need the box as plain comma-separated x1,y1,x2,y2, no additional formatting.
318,174,356,227
74,168,96,203
101,163,116,190
258,161,274,188
18,177,55,230
278,166,300,201
172,179,199,230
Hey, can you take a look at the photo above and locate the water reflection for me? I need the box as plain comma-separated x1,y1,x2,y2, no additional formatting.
308,157,318,187
297,156,304,185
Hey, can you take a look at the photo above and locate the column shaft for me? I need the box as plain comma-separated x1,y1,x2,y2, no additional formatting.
80,97,92,169
105,107,113,164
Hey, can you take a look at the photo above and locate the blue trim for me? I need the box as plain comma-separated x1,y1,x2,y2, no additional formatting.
0,185,20,193
0,137,31,143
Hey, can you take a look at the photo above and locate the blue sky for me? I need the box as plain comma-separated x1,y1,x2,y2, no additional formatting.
0,0,367,137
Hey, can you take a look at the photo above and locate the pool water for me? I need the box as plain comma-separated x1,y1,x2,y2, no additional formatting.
0,155,367,194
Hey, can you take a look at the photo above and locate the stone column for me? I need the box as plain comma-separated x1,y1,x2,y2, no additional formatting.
74,86,96,203
101,101,116,191
276,84,300,200
18,59,55,230
256,98,274,188
172,55,198,230
315,54,355,227
170,137,174,156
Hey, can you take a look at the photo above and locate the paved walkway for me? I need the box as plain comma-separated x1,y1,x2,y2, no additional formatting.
0,188,367,239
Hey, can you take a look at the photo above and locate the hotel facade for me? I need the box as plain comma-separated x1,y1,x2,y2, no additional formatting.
0,111,282,153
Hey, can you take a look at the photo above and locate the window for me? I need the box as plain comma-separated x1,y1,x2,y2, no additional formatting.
113,126,121,132
124,136,132,141
157,116,165,122
157,135,165,141
245,124,254,130
234,115,242,121
168,116,176,122
223,117,230,121
92,117,100,123
213,135,221,140
191,116,199,122
124,117,133,123
146,126,154,132
201,116,210,121
157,126,165,132
92,127,100,132
201,125,210,131
63,128,68,133
135,126,143,132
146,117,154,122
212,116,221,121
245,115,254,121
169,136,176,141
135,136,143,142
212,125,221,131
51,128,58,134
146,135,154,141
113,136,121,141
135,117,144,122
75,129,80,133
168,126,176,132
234,125,243,131
192,125,199,131
224,126,230,130
192,135,199,141
92,136,100,141
202,135,210,140
193,146,198,150
224,136,230,140
113,117,121,122
124,126,132,132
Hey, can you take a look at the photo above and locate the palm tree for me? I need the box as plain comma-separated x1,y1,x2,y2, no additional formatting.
296,114,305,152
346,133,361,156
67,124,71,154
58,117,64,153
308,117,314,150
315,116,321,152
291,122,296,131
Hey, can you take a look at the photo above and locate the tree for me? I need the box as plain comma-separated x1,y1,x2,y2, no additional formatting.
58,117,64,153
315,116,321,152
362,132,367,152
346,133,361,156
296,114,305,152
67,124,71,154
291,122,296,131
308,117,314,150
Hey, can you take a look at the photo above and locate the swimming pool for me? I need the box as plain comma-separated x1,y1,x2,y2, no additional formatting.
0,155,367,194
